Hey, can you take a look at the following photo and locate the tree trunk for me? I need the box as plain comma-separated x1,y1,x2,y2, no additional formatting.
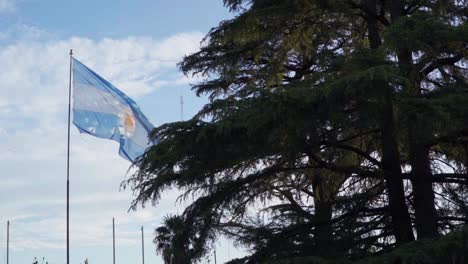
409,140,439,238
364,0,382,49
388,0,439,239
365,0,415,244
312,174,336,257
381,93,415,244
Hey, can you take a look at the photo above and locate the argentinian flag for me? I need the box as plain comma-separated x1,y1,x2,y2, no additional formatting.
72,58,156,162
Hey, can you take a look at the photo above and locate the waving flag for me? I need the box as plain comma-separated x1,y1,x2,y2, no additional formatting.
72,58,156,162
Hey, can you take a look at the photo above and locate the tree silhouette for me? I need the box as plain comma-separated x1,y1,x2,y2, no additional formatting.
154,215,191,264
126,0,468,262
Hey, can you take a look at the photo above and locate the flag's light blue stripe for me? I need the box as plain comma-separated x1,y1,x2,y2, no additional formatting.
119,137,148,162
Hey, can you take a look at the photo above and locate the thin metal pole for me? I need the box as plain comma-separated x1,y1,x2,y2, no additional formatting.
141,226,145,264
6,221,9,264
113,218,116,264
67,49,73,264
214,249,217,264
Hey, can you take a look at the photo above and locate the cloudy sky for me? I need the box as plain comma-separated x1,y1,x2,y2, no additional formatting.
0,0,242,263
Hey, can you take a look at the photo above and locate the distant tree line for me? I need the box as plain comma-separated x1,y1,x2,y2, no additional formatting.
125,0,468,263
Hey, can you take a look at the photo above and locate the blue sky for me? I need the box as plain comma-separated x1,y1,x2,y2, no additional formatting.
0,1,243,263
2,0,230,39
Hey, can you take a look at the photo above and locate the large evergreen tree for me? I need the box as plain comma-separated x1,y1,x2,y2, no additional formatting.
126,0,468,262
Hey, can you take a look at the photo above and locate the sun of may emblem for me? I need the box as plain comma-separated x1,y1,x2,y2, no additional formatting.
119,110,136,136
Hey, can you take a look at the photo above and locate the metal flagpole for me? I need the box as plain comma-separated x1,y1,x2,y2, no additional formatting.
141,226,145,264
180,95,184,121
6,221,9,264
113,218,116,264
67,49,73,264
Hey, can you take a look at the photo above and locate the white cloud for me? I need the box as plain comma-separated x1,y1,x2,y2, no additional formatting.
0,25,246,264
0,30,204,262
0,32,204,119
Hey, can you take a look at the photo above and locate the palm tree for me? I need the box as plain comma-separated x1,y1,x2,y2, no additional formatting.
154,215,190,264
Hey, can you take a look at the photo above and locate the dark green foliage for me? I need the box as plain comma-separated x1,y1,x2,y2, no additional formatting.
126,0,468,263
153,214,213,264
257,226,468,264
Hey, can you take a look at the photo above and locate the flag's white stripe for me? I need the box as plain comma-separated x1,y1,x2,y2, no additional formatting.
74,83,133,115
